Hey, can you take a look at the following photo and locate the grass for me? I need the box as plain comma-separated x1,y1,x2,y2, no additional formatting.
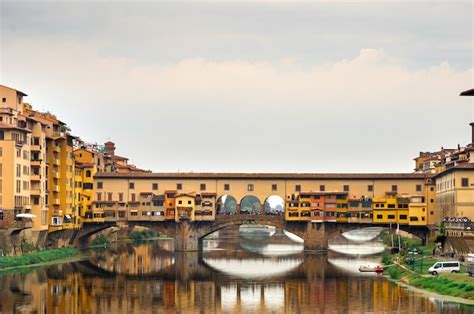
0,247,79,270
387,260,474,301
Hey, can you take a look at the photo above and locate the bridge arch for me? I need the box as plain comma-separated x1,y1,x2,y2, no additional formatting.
239,195,261,215
263,195,285,216
216,194,238,215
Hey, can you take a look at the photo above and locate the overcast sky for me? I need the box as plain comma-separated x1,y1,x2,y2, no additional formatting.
0,1,472,173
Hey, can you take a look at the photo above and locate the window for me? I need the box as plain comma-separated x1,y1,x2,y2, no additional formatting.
416,185,422,192
343,185,349,192
97,182,103,189
129,182,135,189
247,184,254,191
200,183,206,191
107,193,112,202
224,184,230,191
387,214,395,219
462,178,469,187
376,214,383,219
320,185,325,192
96,193,102,201
391,185,398,192
2,97,6,103
295,185,301,192
430,187,434,191
272,184,277,191
399,214,407,220
119,193,123,202
367,185,374,192
85,170,92,177
131,193,136,202
178,200,182,205
188,200,192,205
177,183,182,190
152,183,158,190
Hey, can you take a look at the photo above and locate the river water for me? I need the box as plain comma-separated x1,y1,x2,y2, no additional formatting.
0,234,472,313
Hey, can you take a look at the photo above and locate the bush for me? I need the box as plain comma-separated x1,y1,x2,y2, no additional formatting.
91,235,110,247
130,230,157,243
0,248,79,270
382,252,392,265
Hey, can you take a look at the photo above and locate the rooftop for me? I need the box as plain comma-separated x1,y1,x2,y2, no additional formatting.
94,172,430,180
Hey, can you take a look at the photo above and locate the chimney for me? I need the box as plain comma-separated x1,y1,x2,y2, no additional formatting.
470,122,474,145
104,141,116,156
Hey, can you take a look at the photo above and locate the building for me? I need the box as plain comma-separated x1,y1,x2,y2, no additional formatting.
103,141,149,174
93,172,435,226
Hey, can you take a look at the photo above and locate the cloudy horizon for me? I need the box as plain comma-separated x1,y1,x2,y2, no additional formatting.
1,1,472,173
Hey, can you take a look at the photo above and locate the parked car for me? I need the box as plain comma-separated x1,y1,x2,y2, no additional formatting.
428,261,460,275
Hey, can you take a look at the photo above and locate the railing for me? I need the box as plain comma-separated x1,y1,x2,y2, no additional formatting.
445,222,474,230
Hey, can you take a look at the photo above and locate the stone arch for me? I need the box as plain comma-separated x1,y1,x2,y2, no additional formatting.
239,195,261,215
263,195,285,216
216,194,238,215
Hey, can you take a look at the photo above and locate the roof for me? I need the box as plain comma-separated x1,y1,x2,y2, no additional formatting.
460,89,474,96
434,163,474,178
94,172,430,180
0,85,27,97
300,191,349,196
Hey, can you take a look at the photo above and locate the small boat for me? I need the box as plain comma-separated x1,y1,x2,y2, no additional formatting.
359,265,384,273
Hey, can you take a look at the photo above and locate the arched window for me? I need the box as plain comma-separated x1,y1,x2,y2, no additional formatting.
86,170,92,177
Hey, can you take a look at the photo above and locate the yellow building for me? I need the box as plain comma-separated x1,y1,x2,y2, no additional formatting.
74,148,104,223
372,192,398,224
175,194,195,222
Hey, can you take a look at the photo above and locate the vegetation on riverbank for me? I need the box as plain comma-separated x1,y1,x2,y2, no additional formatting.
0,247,79,270
91,235,111,247
130,229,158,243
387,264,474,300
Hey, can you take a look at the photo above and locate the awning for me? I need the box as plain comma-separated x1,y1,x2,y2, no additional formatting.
65,214,71,219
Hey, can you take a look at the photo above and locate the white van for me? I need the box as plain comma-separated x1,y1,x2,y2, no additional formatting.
428,261,460,275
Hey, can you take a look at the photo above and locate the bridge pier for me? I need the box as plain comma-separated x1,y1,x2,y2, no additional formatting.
174,221,201,252
302,222,329,252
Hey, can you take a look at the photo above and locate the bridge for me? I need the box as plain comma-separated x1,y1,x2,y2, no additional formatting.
66,214,430,252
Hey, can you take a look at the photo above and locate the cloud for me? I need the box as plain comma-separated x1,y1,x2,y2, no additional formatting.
1,40,472,172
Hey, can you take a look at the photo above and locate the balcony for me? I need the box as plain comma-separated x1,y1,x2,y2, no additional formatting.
31,174,41,181
30,188,41,196
30,144,42,152
31,159,42,167
52,199,60,206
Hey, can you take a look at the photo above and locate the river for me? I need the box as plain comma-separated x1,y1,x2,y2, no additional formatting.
0,233,472,313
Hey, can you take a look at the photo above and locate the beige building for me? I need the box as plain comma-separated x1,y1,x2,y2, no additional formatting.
435,163,474,220
93,172,438,226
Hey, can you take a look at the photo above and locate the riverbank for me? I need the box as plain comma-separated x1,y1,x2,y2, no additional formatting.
385,258,474,303
0,247,84,274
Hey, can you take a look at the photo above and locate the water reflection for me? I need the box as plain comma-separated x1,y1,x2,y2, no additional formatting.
0,238,473,313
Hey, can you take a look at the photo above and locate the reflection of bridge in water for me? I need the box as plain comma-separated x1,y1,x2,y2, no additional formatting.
0,246,447,313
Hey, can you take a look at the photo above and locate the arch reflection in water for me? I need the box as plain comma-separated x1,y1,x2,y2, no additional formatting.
88,240,175,275
239,240,303,257
203,257,303,279
328,242,386,256
342,227,383,242
220,283,284,312
328,255,384,276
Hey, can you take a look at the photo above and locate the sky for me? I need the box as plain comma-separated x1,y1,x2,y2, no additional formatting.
0,0,473,173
